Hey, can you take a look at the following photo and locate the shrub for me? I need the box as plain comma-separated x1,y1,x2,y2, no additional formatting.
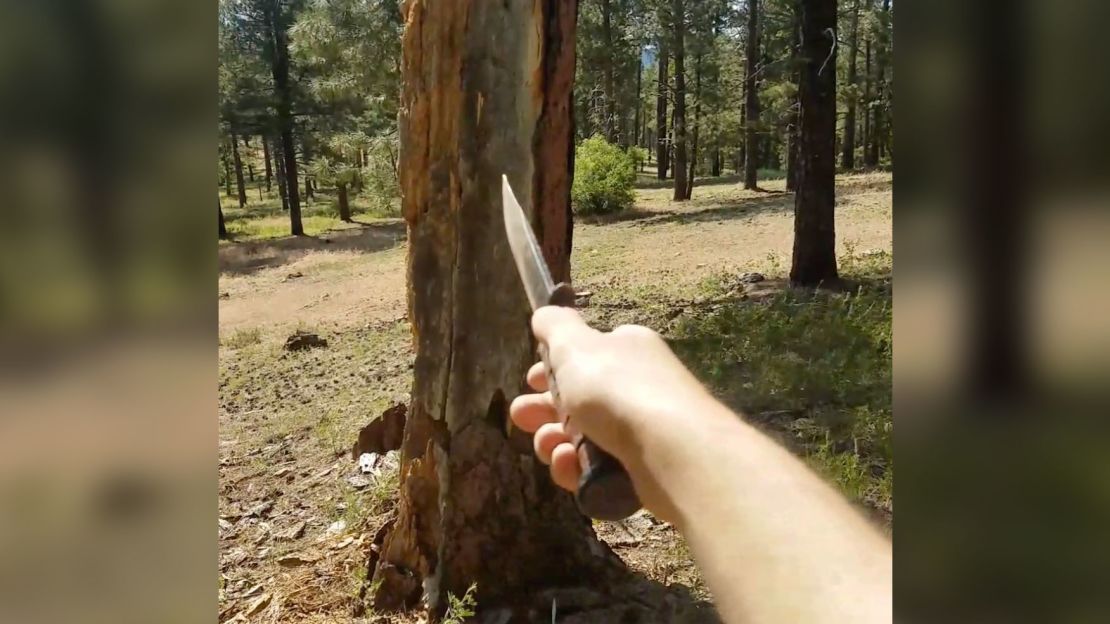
627,145,649,171
572,136,636,215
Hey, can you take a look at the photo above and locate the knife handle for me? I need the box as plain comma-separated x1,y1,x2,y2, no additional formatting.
540,283,642,521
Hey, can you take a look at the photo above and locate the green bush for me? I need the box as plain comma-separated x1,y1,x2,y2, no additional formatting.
572,136,636,215
627,145,649,170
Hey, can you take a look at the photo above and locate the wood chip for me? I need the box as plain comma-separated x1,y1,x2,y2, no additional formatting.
244,593,271,617
277,552,320,567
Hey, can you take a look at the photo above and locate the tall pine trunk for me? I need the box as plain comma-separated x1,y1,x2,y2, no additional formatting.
655,35,670,179
790,0,839,286
601,0,617,142
743,0,761,189
370,1,616,617
337,182,351,222
231,131,247,208
218,197,228,240
262,136,273,191
840,0,860,169
274,135,290,212
671,0,687,201
634,52,643,149
786,9,801,191
222,152,232,197
867,0,890,167
862,37,874,167
685,55,701,200
267,2,303,235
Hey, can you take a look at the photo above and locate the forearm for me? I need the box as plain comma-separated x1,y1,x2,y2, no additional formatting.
641,397,892,624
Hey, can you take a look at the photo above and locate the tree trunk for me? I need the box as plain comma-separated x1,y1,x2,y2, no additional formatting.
685,55,701,200
263,136,273,192
787,8,801,191
304,176,314,204
370,1,615,617
274,135,289,211
218,197,228,240
337,182,351,222
712,147,721,176
267,1,303,235
791,0,839,286
655,35,670,179
671,0,687,201
743,0,761,189
867,0,890,167
222,152,232,197
231,132,248,208
840,0,860,169
601,0,617,142
862,36,873,167
634,51,643,149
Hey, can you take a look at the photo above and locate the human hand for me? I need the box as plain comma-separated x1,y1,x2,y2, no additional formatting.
509,306,714,520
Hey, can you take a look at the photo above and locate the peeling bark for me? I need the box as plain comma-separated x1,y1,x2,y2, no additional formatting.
371,0,615,618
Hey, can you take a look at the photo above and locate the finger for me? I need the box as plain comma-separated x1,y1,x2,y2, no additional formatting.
549,442,581,492
525,361,549,392
532,306,591,350
533,422,571,466
509,392,556,433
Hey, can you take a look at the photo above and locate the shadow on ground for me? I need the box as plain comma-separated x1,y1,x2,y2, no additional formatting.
218,220,407,276
584,191,794,227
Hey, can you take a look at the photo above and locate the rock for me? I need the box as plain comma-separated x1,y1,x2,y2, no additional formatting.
245,500,273,518
219,518,234,532
738,271,765,284
326,519,347,537
284,331,327,351
574,290,594,307
219,292,230,299
347,474,372,489
277,520,306,541
332,536,355,550
243,593,271,617
241,584,264,598
283,271,304,282
273,467,293,478
277,552,320,567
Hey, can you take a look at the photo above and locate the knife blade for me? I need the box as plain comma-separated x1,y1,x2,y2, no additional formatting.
501,175,641,521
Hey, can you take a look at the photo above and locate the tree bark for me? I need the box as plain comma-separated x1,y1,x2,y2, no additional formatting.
862,35,873,167
218,197,228,240
743,0,761,189
790,0,839,286
304,176,314,204
867,0,889,167
266,0,303,235
231,132,248,208
634,50,643,149
274,134,289,211
337,182,351,222
712,146,721,176
262,136,273,192
841,0,860,169
601,0,617,142
222,152,232,197
671,0,687,201
685,55,701,200
370,1,615,617
655,34,670,179
786,7,801,191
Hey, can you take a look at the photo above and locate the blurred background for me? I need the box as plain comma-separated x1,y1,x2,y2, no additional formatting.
0,0,1108,621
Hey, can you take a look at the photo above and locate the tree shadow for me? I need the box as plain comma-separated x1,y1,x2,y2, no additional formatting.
584,191,794,228
218,220,407,276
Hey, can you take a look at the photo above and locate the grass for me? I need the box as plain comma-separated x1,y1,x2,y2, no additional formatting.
667,250,893,512
221,326,262,349
220,185,399,242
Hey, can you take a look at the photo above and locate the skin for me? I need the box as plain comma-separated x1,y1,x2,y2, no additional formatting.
510,306,892,624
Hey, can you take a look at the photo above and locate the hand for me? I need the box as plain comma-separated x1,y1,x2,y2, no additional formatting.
509,306,715,520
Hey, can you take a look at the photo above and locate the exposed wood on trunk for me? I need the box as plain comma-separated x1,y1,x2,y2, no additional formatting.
790,0,839,286
841,0,860,169
370,1,615,617
671,0,687,201
743,0,761,189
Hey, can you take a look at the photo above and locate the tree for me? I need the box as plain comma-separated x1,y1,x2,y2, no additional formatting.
742,0,762,189
840,0,861,169
262,135,273,191
865,0,890,167
790,0,839,286
219,198,229,240
369,1,616,616
230,131,248,208
655,29,670,179
670,0,688,201
260,0,304,234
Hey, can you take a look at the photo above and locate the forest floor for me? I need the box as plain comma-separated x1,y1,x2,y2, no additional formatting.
218,172,893,623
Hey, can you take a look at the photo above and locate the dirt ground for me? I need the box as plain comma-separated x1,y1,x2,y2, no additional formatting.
218,173,893,623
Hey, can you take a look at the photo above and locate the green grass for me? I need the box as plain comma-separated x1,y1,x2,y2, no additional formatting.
667,251,893,511
220,186,399,242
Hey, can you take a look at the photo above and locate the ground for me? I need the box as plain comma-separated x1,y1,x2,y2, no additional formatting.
218,172,893,623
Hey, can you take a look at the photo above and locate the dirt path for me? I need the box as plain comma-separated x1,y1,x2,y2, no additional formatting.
218,173,891,338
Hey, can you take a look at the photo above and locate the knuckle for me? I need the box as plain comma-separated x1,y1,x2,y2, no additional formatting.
612,323,659,342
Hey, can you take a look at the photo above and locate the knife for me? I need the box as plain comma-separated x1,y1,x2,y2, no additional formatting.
501,175,641,521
